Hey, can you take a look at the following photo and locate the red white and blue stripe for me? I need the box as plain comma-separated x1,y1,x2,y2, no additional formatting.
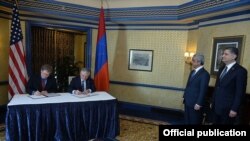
94,6,109,92
8,2,28,98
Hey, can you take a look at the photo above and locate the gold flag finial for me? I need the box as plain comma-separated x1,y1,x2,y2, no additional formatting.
14,0,19,7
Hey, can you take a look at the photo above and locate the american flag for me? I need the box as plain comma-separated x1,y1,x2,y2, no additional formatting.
8,2,28,98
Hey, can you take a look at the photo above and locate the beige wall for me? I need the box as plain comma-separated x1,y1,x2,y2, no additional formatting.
0,18,9,105
1,17,249,109
74,34,86,65
0,18,9,81
0,18,26,105
91,21,250,110
188,21,250,93
92,30,188,109
184,30,199,84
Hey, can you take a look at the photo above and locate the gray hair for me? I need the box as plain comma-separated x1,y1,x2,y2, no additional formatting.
193,53,205,65
80,68,91,73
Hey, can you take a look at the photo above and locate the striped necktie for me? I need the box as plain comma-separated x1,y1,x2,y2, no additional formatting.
191,70,196,78
220,66,228,79
81,81,86,91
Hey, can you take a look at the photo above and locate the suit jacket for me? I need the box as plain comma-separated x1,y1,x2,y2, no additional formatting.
68,76,96,93
212,63,247,115
26,74,57,94
184,68,210,107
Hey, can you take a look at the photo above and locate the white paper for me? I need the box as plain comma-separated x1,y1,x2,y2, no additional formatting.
72,93,98,98
28,95,46,99
45,93,61,97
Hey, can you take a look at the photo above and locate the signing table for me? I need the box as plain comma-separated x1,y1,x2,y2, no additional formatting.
6,92,119,141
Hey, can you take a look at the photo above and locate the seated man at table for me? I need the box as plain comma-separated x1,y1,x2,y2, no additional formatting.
68,68,96,94
27,64,57,95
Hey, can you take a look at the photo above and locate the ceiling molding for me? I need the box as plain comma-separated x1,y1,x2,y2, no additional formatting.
55,0,193,9
0,0,249,28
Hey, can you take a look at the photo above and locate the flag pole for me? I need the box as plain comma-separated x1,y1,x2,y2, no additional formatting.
14,0,18,7
94,1,109,92
8,0,28,98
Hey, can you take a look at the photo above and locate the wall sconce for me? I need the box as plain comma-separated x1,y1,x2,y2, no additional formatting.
184,52,195,64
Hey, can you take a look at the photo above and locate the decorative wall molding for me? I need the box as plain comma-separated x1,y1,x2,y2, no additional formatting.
0,0,249,29
110,80,185,92
0,81,8,86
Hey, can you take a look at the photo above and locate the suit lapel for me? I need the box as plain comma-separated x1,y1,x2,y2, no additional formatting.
78,77,82,89
39,76,43,90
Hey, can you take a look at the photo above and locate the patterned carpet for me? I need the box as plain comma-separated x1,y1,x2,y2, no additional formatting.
0,124,5,141
117,115,168,141
0,115,168,141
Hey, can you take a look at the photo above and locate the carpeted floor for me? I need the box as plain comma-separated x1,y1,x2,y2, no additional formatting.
0,115,167,141
117,115,168,141
0,124,5,141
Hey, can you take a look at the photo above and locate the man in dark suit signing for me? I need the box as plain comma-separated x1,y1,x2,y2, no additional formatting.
27,64,57,95
68,68,96,94
212,47,247,124
183,54,210,124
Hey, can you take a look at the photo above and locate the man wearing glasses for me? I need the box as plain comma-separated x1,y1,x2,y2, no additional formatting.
68,68,95,95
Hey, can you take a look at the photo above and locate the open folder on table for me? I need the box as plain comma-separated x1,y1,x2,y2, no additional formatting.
45,93,61,97
28,93,61,99
28,95,46,99
72,93,98,98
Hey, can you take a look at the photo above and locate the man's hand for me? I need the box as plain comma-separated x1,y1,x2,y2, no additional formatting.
194,104,201,110
41,91,48,95
229,110,237,118
75,90,82,95
40,91,48,97
34,91,41,96
83,89,91,95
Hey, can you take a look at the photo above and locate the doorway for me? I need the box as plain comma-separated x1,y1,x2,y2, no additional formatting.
29,26,87,92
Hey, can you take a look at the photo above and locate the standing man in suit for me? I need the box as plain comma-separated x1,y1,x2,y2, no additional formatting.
183,54,210,124
27,64,57,95
212,47,247,124
68,68,96,94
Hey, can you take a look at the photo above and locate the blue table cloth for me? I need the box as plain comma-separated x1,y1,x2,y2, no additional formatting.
6,93,119,141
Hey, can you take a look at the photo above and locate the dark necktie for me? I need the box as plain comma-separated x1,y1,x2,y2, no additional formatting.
191,70,196,78
220,66,228,79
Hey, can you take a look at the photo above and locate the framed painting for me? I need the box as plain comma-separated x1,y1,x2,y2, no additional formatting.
128,49,153,71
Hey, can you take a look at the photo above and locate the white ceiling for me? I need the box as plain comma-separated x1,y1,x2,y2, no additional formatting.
55,0,193,8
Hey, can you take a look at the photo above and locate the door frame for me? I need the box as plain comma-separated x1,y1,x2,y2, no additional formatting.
25,22,93,76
